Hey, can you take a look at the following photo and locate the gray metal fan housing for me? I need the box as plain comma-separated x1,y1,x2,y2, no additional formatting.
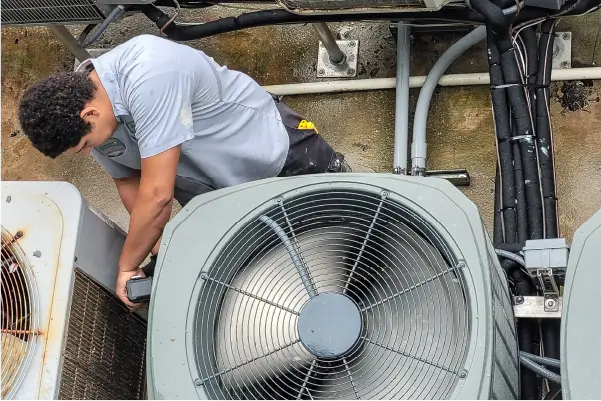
146,173,518,400
561,209,601,399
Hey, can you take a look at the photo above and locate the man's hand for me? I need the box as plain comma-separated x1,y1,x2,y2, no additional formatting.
117,268,145,309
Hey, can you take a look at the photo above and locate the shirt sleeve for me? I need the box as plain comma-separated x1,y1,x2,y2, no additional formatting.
126,70,196,158
91,148,138,179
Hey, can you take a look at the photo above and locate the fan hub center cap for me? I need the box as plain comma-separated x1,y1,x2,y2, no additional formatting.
298,293,362,358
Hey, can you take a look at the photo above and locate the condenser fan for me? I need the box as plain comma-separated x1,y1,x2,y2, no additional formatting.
1,228,39,400
147,174,519,400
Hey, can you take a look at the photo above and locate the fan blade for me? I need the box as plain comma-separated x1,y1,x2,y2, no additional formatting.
312,340,461,399
355,222,468,399
216,226,358,392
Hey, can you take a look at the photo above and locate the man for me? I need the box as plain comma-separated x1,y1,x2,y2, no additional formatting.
18,34,348,308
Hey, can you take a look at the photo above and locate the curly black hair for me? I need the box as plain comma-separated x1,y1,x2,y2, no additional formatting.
18,72,97,158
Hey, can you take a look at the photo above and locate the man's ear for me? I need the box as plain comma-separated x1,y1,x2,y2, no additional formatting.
80,106,99,121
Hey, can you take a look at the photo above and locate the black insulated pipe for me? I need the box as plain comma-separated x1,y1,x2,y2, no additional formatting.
510,266,539,400
500,46,544,239
487,27,517,243
513,141,528,243
536,20,559,238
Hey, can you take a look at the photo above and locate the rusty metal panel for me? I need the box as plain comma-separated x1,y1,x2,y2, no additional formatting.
58,270,146,400
1,0,104,25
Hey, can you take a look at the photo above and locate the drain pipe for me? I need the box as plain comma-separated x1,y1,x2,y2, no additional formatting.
393,24,411,175
410,26,487,176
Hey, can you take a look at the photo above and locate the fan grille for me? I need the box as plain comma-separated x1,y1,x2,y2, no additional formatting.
1,228,39,399
194,188,471,399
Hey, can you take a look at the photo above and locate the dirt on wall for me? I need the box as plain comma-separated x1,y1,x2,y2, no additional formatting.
1,27,78,182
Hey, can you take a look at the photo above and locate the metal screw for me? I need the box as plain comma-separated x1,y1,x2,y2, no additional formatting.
318,69,325,76
562,32,570,40
458,369,468,378
515,296,524,305
561,61,570,68
15,231,23,239
545,298,557,308
349,41,356,47
347,68,356,76
200,273,208,280
456,262,466,269
194,379,202,387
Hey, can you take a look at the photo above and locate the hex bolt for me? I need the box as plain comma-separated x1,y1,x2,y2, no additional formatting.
562,33,570,40
515,296,524,305
348,68,356,75
561,61,570,68
318,69,325,76
349,41,356,47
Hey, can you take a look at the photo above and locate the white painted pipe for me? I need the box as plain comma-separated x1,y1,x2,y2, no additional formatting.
262,67,601,96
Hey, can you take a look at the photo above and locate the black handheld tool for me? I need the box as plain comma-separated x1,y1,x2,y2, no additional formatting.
126,275,153,303
125,254,157,303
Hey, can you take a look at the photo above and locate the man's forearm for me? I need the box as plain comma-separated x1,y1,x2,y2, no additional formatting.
114,176,163,255
119,191,172,272
114,176,140,214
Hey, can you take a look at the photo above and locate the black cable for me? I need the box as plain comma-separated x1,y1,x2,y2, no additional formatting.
494,164,504,245
140,0,597,41
522,26,539,119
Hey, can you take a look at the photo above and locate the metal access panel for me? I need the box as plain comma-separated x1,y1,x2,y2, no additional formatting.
561,209,601,400
0,0,152,26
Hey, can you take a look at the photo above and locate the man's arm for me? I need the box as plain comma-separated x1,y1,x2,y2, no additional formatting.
115,59,198,307
116,147,180,307
114,175,163,255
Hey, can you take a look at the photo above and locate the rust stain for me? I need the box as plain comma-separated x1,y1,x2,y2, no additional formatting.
1,328,43,336
1,230,24,251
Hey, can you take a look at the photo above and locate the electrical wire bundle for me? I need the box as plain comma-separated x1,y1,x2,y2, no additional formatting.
476,0,599,398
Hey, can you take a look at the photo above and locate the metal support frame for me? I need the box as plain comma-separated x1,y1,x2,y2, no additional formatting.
48,24,91,62
393,24,411,175
314,23,358,78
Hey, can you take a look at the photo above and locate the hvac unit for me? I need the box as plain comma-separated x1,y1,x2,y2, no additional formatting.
1,181,147,400
561,208,601,400
146,173,519,399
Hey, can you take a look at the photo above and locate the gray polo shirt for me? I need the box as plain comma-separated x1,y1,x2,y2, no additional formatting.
83,35,289,203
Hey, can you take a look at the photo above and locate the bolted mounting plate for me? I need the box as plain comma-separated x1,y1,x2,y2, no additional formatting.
552,31,572,69
317,40,359,78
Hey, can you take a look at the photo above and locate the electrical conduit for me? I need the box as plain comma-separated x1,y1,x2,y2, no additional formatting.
410,26,486,175
394,24,411,174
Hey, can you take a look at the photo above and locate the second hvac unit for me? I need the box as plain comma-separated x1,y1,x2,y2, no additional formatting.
1,181,147,400
147,173,519,399
561,208,601,400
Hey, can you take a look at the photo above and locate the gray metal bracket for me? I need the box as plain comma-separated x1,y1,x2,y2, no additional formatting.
513,295,562,318
317,40,359,78
313,22,358,78
553,31,572,69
